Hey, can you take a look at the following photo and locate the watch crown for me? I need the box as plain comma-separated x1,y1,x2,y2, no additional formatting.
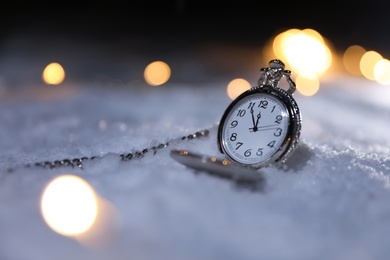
269,59,285,69
258,59,296,94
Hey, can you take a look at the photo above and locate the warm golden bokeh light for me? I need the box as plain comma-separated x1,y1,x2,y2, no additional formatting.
144,61,171,86
226,78,251,100
374,59,390,85
284,30,332,76
43,62,65,85
41,175,98,236
360,51,383,81
273,28,301,62
343,45,366,76
301,28,325,43
296,74,320,96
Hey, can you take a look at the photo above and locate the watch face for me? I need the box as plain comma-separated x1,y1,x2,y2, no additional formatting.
218,89,293,167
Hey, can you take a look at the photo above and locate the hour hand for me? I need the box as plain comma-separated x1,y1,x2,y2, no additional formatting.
249,110,260,132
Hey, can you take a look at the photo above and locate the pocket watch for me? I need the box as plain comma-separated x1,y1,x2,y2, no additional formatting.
217,59,302,169
170,59,301,183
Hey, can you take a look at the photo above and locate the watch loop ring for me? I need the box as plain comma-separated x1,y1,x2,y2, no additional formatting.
257,59,296,94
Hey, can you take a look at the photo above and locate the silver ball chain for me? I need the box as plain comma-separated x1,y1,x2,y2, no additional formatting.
6,128,210,173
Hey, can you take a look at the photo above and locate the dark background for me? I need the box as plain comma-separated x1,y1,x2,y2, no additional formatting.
1,1,389,85
1,1,389,51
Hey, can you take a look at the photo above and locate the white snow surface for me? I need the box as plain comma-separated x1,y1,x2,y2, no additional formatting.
1,76,390,260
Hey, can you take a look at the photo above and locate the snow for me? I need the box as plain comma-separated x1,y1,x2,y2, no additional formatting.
1,56,390,259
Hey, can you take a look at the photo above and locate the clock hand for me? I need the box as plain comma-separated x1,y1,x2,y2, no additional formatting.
258,124,279,129
255,112,261,127
249,108,258,132
250,108,256,127
249,111,262,132
255,124,281,132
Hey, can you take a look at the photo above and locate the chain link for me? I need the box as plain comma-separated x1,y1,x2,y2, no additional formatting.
6,128,210,172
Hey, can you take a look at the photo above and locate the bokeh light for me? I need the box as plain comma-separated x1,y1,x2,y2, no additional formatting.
360,50,383,81
374,59,390,85
41,175,98,236
43,62,65,85
226,78,251,100
343,45,366,76
273,28,332,76
284,29,332,75
273,28,301,63
144,61,171,86
269,28,334,96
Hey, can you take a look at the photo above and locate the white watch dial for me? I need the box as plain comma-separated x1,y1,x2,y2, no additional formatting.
221,93,290,166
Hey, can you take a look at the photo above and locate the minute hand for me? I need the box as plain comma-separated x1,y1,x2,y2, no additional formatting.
256,124,281,131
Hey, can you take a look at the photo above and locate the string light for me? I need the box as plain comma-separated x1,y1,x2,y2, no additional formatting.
41,175,98,236
33,27,390,105
42,62,65,85
226,78,251,100
144,61,171,86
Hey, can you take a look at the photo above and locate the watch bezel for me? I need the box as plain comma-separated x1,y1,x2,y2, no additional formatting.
217,85,302,169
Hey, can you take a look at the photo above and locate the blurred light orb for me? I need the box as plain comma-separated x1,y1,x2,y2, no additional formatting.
274,28,332,76
41,175,98,236
343,45,366,76
360,51,383,81
273,28,301,62
374,59,390,85
43,62,65,85
301,28,324,42
296,73,320,96
226,78,251,100
144,61,171,86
